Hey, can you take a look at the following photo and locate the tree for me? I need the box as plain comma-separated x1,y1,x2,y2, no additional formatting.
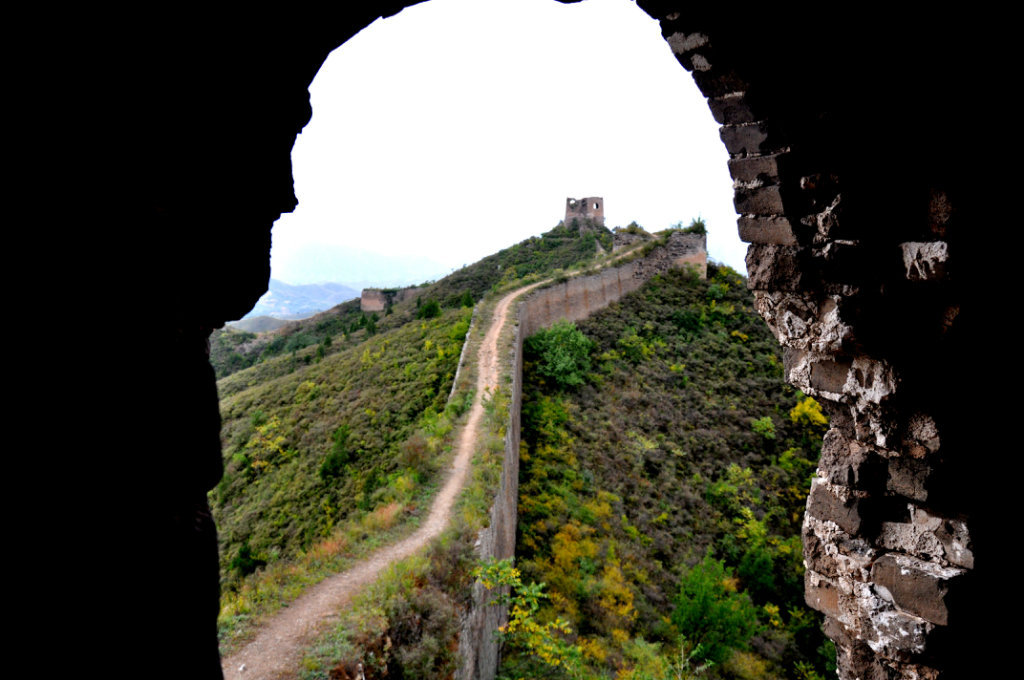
671,555,759,665
525,320,594,389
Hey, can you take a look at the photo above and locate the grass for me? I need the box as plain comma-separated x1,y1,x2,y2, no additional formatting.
214,230,647,670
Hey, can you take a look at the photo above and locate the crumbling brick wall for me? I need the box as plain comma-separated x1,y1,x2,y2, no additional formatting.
565,196,605,227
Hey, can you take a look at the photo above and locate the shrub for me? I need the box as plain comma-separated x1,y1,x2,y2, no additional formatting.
417,299,441,319
229,542,266,577
751,416,776,441
683,217,707,235
671,555,759,665
525,320,594,389
790,395,828,429
320,425,353,480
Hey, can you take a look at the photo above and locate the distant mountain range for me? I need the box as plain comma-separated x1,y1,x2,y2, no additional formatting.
231,279,360,325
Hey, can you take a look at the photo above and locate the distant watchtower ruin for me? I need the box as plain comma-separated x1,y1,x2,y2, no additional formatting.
565,197,604,227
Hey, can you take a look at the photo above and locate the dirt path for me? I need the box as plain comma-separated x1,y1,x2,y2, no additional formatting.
222,281,542,680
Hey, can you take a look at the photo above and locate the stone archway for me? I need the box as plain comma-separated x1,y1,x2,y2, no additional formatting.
77,4,981,678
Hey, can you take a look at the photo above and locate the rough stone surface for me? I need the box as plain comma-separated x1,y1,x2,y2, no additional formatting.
871,554,964,625
865,607,934,658
565,196,605,227
803,515,876,581
727,153,782,183
746,244,802,291
810,359,853,395
818,429,885,490
737,215,797,245
755,291,851,353
720,121,771,157
807,478,865,535
878,506,974,570
708,92,756,124
805,570,841,618
900,241,949,281
665,31,708,55
611,230,651,251
886,457,933,503
734,184,784,215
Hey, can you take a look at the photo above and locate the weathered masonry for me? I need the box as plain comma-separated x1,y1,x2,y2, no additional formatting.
74,4,985,679
565,196,605,226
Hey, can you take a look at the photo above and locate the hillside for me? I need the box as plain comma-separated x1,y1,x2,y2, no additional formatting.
212,220,616,652
209,224,830,679
209,220,611,381
213,306,470,587
502,264,833,679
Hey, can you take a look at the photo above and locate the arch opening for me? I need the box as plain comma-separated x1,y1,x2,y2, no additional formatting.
90,3,980,680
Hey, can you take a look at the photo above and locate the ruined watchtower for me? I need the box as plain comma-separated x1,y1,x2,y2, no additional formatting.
565,197,604,227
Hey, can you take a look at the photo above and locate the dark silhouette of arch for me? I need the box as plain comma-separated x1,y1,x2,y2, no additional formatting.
52,4,984,678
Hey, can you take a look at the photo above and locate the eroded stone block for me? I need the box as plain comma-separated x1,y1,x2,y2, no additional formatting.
807,478,865,538
708,92,756,124
721,122,771,157
878,506,973,570
871,553,964,625
738,215,796,245
665,31,708,56
819,428,885,490
755,291,851,354
886,457,932,503
811,359,852,394
803,505,877,580
900,242,948,281
805,569,841,617
865,607,934,658
903,413,941,459
848,357,898,407
728,153,781,183
746,244,802,291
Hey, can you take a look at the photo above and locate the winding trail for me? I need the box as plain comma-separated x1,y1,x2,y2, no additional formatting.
222,281,542,680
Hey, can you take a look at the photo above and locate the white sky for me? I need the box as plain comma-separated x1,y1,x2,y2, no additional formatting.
271,0,744,285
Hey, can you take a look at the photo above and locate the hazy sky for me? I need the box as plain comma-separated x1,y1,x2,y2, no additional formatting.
270,0,742,286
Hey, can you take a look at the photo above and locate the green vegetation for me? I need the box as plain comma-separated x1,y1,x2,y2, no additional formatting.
213,305,472,651
297,302,519,679
211,223,830,678
504,264,833,679
525,320,594,390
476,558,583,674
210,221,615,382
615,221,649,236
213,220,618,658
671,555,758,665
416,299,442,319
674,217,707,235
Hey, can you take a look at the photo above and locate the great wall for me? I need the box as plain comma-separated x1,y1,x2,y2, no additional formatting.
88,6,982,679
457,229,706,679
